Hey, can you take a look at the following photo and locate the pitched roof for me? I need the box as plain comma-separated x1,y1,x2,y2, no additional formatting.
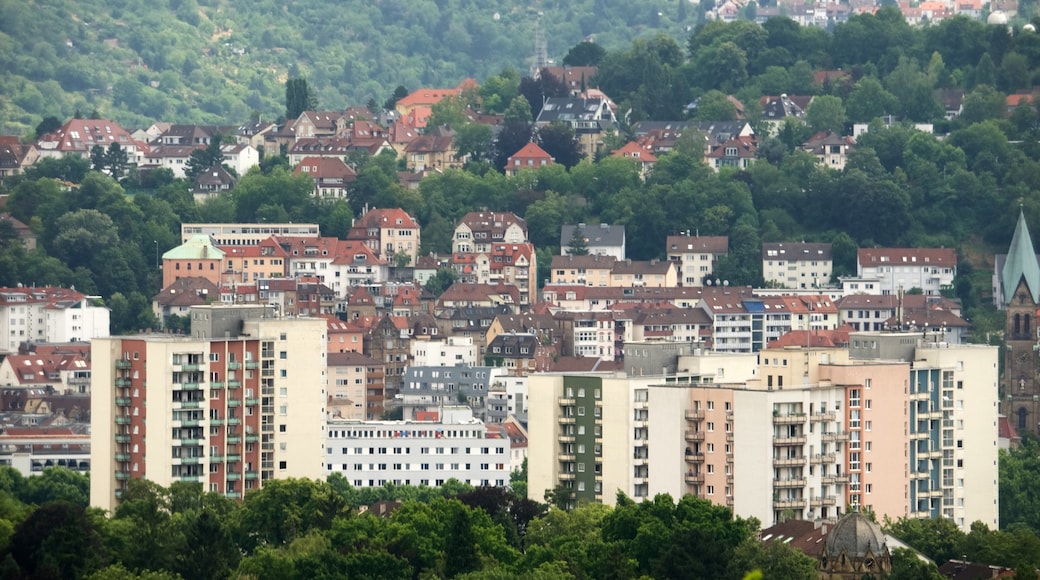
611,141,658,163
1002,210,1040,304
762,242,832,261
153,277,220,307
350,208,419,230
667,235,728,254
858,247,957,267
560,224,625,249
507,142,553,162
293,156,358,180
550,254,618,270
163,234,226,260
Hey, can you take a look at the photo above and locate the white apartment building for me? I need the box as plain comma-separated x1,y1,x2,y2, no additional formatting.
0,287,110,354
666,235,728,287
762,242,832,289
410,336,478,367
857,248,957,297
90,306,327,512
327,406,511,487
181,223,320,246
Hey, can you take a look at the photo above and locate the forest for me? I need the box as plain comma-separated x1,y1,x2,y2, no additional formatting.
0,0,681,135
4,440,1040,580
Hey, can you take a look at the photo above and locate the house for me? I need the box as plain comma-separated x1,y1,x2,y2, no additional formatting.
327,351,386,420
235,121,276,150
611,142,657,180
504,143,553,176
220,143,259,176
706,136,757,172
192,164,237,202
152,276,220,324
329,240,390,296
161,235,225,288
0,213,37,250
551,254,617,286
290,110,343,139
857,247,957,296
539,66,599,96
484,332,557,375
939,89,965,120
219,237,290,285
393,79,478,116
346,207,421,266
802,131,856,170
258,277,336,317
436,282,521,312
293,156,357,199
452,211,528,254
762,242,832,289
561,223,626,259
404,127,459,172
0,137,38,186
0,287,110,353
610,259,677,288
666,235,728,287
35,119,139,162
535,97,619,160
758,95,811,135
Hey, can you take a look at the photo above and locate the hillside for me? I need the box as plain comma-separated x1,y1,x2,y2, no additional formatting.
0,0,680,135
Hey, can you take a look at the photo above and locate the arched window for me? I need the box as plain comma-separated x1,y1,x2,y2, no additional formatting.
1015,314,1022,336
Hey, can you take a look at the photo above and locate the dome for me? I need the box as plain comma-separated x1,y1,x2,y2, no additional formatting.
988,11,1008,25
824,512,887,559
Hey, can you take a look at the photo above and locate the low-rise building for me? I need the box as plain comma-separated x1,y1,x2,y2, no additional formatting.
762,242,832,289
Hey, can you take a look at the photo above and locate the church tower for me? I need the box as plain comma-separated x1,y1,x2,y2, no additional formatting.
1002,210,1040,435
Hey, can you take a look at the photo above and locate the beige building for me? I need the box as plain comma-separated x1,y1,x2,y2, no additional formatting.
550,254,616,287
90,306,327,513
667,235,729,287
528,335,998,530
762,242,832,289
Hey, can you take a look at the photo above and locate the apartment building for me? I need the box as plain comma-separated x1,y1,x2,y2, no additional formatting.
327,405,511,487
410,336,478,367
857,248,957,296
762,242,832,289
398,364,507,422
181,223,320,246
666,234,728,287
452,211,528,254
327,351,385,420
90,306,327,512
346,208,421,267
0,286,110,354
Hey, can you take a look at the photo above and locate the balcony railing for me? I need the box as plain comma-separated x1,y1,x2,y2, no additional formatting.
684,430,705,442
772,456,806,467
772,413,807,424
810,496,838,507
558,397,575,406
774,477,808,488
822,431,850,442
773,436,808,445
684,452,705,463
115,360,132,369
773,498,805,509
685,410,705,421
811,453,836,464
685,473,705,485
811,411,836,422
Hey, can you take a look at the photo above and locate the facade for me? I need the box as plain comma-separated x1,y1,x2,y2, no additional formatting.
452,211,528,254
410,336,478,368
162,235,226,288
550,254,616,286
347,208,421,267
293,156,358,199
90,306,327,512
535,97,619,159
327,351,385,420
327,405,510,487
666,235,729,287
219,237,290,285
504,143,553,176
181,223,320,246
762,242,833,289
0,287,110,354
1000,210,1040,437
36,119,140,162
398,365,509,421
857,248,957,296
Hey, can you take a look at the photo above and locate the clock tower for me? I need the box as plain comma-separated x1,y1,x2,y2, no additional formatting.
1002,210,1040,435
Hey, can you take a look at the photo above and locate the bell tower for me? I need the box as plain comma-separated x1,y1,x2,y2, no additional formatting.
1002,210,1040,435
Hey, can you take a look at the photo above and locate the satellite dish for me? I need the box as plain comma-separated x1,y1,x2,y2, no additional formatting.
723,280,729,287
705,279,712,286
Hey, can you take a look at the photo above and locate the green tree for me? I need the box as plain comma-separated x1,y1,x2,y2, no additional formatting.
536,122,583,168
562,41,607,66
6,501,108,578
285,77,317,121
806,95,846,134
689,90,737,121
845,77,899,123
424,268,459,297
565,227,589,256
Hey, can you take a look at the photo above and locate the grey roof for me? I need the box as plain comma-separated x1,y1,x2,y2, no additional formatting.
1002,210,1040,304
535,97,615,128
561,223,625,249
824,512,887,559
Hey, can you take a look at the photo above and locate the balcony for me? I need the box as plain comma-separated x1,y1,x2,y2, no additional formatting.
773,498,805,509
174,400,201,409
177,457,201,465
227,362,242,370
115,470,131,480
559,417,576,425
725,432,734,443
684,430,705,442
246,398,260,406
685,473,705,485
115,416,131,425
175,420,201,427
772,456,806,467
115,434,131,443
558,454,575,462
685,452,705,463
245,471,259,480
685,410,705,421
822,431,850,442
823,475,849,485
178,476,200,482
810,496,838,508
227,418,242,426
227,473,241,481
227,381,241,389
773,436,808,445
559,472,576,481
210,381,225,389
115,378,132,387
245,434,259,443
211,418,225,426
811,411,836,422
180,363,202,371
227,454,241,462
774,478,808,488
811,453,836,465
173,382,201,391
114,453,130,462
115,360,132,369
772,413,807,425
227,437,242,445
225,490,241,498
558,397,575,406
558,434,575,443
228,399,242,407
115,397,131,406
245,361,259,370
210,455,225,463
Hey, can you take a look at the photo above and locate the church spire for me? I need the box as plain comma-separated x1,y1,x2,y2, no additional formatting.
1002,209,1040,305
